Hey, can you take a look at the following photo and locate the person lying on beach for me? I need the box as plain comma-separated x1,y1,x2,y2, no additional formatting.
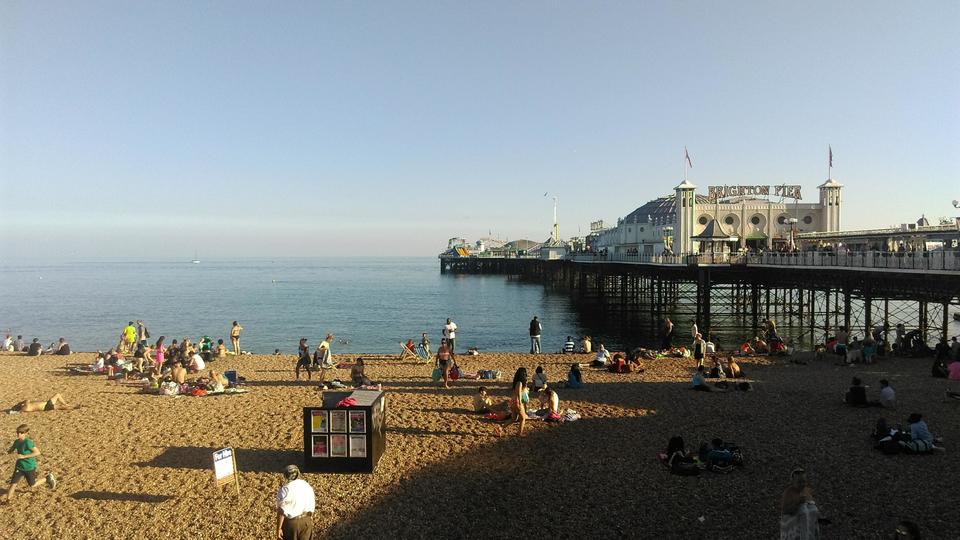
532,365,548,390
699,438,734,471
565,363,583,389
208,370,229,393
9,394,79,413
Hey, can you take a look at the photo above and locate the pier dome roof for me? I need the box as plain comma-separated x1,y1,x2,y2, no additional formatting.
623,194,710,224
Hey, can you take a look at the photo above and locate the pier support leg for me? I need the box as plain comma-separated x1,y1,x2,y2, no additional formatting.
943,302,950,343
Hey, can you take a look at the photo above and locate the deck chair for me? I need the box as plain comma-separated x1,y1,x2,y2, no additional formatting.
414,344,432,362
398,343,417,362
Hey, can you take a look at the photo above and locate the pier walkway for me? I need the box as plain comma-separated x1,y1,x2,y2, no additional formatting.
439,251,960,347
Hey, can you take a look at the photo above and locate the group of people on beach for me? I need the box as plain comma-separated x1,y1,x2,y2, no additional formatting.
4,335,71,356
470,366,565,436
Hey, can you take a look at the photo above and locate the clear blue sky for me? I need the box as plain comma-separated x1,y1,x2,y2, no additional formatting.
2,1,957,258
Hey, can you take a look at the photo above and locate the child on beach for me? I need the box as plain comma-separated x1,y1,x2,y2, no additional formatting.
4,424,56,503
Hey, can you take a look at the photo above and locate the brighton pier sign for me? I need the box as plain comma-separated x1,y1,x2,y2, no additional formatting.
707,184,802,201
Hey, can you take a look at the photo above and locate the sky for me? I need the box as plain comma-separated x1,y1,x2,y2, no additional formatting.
1,1,958,259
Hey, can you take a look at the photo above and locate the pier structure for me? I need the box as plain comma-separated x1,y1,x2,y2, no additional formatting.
440,252,960,347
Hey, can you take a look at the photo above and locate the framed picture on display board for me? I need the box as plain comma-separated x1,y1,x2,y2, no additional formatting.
349,411,366,433
311,435,328,458
349,435,367,458
311,410,327,433
329,410,347,433
330,434,348,457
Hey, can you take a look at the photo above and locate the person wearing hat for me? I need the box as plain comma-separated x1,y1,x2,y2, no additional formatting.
275,464,315,540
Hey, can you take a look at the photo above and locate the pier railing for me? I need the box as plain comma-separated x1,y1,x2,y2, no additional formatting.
565,250,960,272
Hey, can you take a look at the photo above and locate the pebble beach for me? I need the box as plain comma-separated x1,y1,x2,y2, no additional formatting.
0,350,956,539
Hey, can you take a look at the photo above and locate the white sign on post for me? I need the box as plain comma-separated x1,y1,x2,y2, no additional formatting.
212,447,240,494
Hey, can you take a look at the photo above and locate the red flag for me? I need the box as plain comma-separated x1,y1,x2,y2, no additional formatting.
829,146,833,168
685,147,693,168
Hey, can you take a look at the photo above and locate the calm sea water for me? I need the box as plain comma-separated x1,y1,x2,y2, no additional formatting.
0,257,593,354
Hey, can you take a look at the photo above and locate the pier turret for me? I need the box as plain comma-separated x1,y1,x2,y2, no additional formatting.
674,179,697,254
818,178,843,232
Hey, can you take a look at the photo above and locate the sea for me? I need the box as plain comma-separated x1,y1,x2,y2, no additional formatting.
0,257,595,355
3,257,956,355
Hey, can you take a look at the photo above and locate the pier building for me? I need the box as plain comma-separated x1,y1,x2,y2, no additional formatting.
592,178,843,255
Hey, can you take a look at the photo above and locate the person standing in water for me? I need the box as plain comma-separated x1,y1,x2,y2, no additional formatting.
230,321,243,355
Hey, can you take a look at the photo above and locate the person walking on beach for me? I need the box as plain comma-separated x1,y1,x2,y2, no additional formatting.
296,338,311,381
230,321,243,355
443,319,458,353
661,318,674,350
529,316,542,354
435,339,453,389
3,424,56,504
275,464,315,540
315,334,335,390
136,320,149,348
120,321,136,354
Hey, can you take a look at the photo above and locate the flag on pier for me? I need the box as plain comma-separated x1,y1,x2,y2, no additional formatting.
829,145,833,168
685,147,693,168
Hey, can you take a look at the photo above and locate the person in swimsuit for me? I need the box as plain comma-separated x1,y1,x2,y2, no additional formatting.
230,321,243,355
9,394,79,413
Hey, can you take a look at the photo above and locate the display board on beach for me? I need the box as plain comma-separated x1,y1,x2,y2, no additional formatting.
212,447,240,494
302,390,387,473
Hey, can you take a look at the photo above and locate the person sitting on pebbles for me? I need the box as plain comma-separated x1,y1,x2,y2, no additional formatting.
350,358,374,387
9,394,79,413
565,363,583,389
473,387,493,413
727,358,743,378
591,344,611,368
539,386,561,421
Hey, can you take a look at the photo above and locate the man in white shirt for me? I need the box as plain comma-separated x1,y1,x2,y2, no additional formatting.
443,318,458,353
275,465,315,540
879,379,896,408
